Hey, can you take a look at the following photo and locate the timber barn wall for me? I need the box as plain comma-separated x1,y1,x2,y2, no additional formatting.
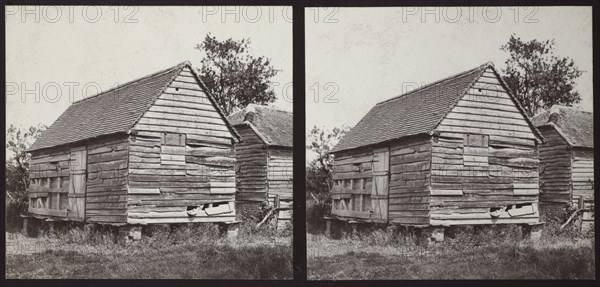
26,62,239,227
330,147,375,221
537,125,572,206
429,67,540,226
388,136,432,225
328,63,542,227
28,135,130,224
85,136,130,223
127,66,236,225
29,146,77,220
267,146,293,202
571,148,594,205
532,106,594,225
233,124,268,202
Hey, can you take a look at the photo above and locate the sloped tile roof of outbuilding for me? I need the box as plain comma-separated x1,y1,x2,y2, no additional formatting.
228,104,293,147
332,62,541,153
532,105,594,148
28,61,237,152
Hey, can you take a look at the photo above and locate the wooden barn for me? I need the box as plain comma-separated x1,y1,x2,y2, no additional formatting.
25,61,241,238
327,62,545,241
227,105,293,228
532,105,594,231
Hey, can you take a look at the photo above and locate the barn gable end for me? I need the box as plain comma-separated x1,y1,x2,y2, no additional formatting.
429,66,541,225
127,65,238,225
434,66,539,144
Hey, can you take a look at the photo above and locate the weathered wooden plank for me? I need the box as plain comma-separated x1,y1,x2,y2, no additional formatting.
129,188,161,194
431,189,463,196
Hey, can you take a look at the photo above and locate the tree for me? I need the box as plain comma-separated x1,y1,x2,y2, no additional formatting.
5,124,46,223
500,34,584,117
305,125,349,232
195,34,280,115
306,125,350,171
305,125,350,195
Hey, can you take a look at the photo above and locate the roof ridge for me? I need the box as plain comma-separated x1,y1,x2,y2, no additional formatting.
376,62,492,105
72,61,189,104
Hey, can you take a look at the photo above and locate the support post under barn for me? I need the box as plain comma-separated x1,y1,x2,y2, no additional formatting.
219,222,240,239
418,226,445,245
119,225,143,242
521,223,544,241
325,217,342,239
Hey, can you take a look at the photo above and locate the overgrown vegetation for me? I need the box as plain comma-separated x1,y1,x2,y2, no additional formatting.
308,221,594,280
5,124,46,232
6,221,292,279
305,125,349,233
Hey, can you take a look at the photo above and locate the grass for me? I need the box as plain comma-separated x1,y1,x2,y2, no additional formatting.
6,222,292,279
307,223,595,280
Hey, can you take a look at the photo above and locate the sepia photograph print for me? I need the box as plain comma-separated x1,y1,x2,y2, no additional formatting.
306,6,594,280
5,5,293,279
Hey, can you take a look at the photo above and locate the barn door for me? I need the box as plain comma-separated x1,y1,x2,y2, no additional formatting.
371,147,389,221
68,146,87,221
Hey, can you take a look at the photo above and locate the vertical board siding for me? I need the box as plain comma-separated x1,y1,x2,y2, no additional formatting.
85,136,130,223
372,147,390,221
388,136,432,225
537,126,573,204
234,125,268,202
429,68,540,225
127,67,236,224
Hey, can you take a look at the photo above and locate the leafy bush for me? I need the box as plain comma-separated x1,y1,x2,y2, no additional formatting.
306,192,332,234
5,124,46,232
305,125,349,234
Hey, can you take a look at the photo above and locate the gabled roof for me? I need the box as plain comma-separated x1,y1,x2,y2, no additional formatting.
28,61,238,152
332,62,542,153
228,104,293,147
532,105,594,148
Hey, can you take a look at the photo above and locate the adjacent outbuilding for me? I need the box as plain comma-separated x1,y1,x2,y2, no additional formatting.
327,62,545,241
227,105,293,228
26,61,240,239
532,105,594,231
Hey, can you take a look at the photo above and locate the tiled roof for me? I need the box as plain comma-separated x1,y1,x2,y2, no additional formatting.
332,63,492,152
532,105,594,148
228,104,293,147
28,61,237,151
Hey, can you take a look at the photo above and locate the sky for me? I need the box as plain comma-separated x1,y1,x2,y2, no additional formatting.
306,6,593,162
6,6,293,132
